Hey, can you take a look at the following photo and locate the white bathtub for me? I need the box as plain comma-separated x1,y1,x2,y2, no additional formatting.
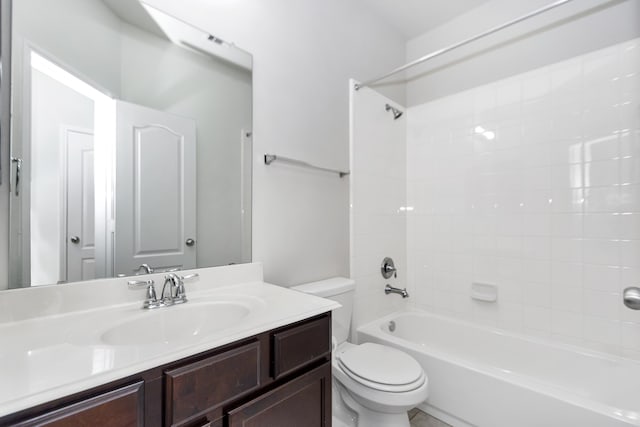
357,310,640,427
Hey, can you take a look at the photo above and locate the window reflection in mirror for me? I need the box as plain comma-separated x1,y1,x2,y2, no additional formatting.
5,0,252,289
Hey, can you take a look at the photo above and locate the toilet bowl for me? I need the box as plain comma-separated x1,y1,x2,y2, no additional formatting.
292,278,429,427
333,342,428,427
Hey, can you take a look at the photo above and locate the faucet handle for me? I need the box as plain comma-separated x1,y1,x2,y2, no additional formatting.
128,279,162,309
127,279,155,289
175,273,199,300
180,273,199,282
134,264,154,275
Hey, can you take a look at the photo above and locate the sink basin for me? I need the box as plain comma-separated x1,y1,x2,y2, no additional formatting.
100,302,250,346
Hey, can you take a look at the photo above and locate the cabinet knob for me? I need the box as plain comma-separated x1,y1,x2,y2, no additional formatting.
70,236,80,244
186,238,195,247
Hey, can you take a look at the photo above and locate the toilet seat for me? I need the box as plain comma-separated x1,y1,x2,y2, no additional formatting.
337,342,426,393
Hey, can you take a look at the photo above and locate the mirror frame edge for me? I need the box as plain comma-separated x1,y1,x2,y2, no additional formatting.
0,0,12,188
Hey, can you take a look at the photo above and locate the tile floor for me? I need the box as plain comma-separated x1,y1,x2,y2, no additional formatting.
409,408,452,427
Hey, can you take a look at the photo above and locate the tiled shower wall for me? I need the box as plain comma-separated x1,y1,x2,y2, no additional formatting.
406,39,640,359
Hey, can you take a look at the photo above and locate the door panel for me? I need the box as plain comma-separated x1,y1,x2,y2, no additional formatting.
115,101,196,276
65,128,95,283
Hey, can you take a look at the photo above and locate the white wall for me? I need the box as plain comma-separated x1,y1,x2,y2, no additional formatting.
406,0,640,106
406,38,640,359
350,83,407,330
142,0,406,286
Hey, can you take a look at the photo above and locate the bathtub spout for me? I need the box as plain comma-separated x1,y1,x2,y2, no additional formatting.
385,284,409,298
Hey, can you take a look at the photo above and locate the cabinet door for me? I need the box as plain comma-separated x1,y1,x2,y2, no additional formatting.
228,362,331,427
14,382,144,427
165,340,261,426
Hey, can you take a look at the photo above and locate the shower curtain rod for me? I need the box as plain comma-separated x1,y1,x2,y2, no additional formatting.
354,0,575,91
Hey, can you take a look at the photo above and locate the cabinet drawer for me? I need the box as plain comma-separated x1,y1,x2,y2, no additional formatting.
14,382,144,427
165,340,261,426
272,315,331,379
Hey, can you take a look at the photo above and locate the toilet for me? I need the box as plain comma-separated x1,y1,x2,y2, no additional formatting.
292,278,428,427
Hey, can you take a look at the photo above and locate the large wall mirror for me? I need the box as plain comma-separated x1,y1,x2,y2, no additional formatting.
5,0,252,289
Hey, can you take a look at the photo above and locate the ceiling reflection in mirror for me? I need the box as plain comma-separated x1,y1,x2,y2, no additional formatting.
7,0,252,289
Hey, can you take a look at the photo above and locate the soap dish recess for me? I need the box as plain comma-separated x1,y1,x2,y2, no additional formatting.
471,282,497,302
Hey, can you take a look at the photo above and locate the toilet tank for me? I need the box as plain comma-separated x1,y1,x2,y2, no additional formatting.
291,277,355,345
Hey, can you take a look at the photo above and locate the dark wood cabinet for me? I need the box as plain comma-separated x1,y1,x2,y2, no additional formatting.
0,313,332,427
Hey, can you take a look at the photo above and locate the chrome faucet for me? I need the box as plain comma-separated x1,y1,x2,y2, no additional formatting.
135,263,154,275
128,273,199,309
161,273,185,305
385,284,409,298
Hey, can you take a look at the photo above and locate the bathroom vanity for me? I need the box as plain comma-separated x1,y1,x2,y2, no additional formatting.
0,264,338,427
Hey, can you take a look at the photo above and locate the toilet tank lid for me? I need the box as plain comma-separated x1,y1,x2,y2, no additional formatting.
291,277,355,297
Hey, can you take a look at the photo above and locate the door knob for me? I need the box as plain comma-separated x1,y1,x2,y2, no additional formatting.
70,236,80,244
185,238,195,247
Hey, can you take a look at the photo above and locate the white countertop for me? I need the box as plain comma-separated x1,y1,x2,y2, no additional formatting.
0,266,339,418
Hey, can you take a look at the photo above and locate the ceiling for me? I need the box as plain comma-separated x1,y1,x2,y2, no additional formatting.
104,0,492,42
102,0,164,36
358,0,491,39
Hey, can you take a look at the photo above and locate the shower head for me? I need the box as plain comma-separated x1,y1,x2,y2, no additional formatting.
385,103,403,120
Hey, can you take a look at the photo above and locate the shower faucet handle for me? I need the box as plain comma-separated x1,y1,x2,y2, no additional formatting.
623,287,640,310
381,257,397,279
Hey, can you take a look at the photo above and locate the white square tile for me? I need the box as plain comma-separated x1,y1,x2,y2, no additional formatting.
620,131,640,158
583,291,620,320
522,236,551,260
621,322,640,351
584,186,621,213
583,213,620,239
551,214,583,238
552,310,583,338
621,157,640,185
551,262,583,287
521,191,553,213
621,267,640,288
550,140,583,165
583,316,621,346
551,188,584,213
619,184,640,213
583,239,621,265
582,106,620,140
522,214,550,236
524,306,552,332
584,134,619,162
551,238,583,263
523,167,551,190
496,236,522,258
620,240,640,268
523,282,552,308
522,259,552,283
551,164,583,188
583,264,620,292
584,160,620,187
